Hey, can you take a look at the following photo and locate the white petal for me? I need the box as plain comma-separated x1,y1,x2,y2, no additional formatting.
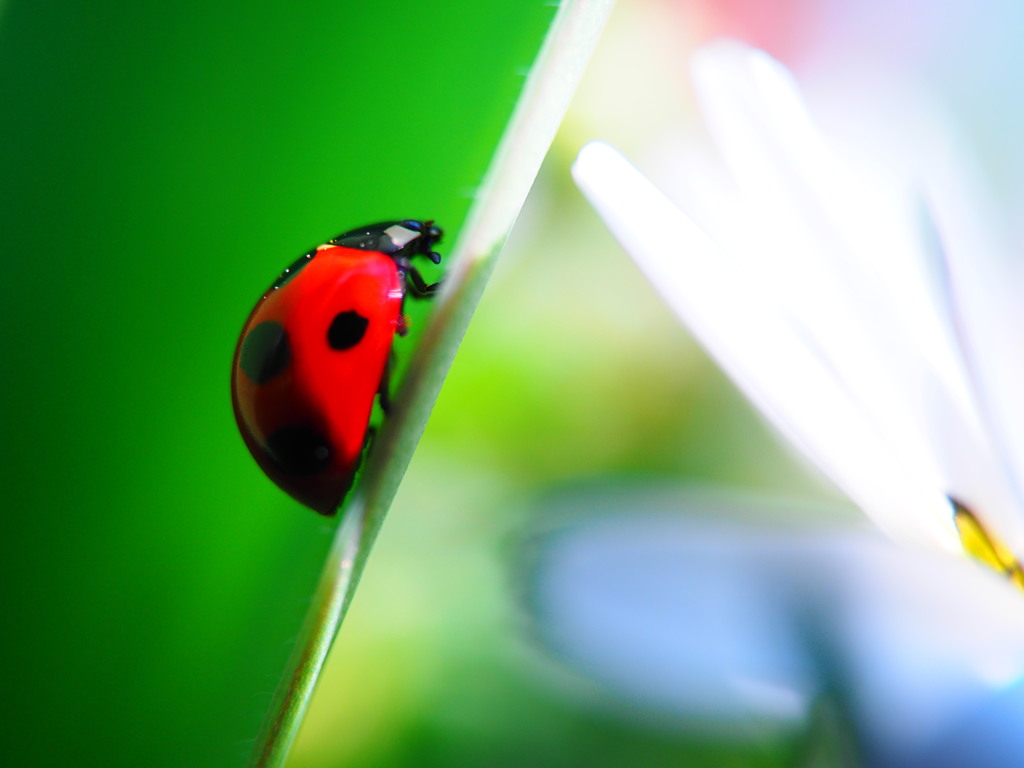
919,128,1024,555
688,42,1015,544
573,141,957,550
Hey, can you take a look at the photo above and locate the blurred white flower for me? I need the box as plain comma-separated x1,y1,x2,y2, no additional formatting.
572,40,1024,574
526,484,1024,767
527,35,1024,768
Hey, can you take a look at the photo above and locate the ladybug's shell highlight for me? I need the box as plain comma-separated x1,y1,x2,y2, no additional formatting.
232,245,403,514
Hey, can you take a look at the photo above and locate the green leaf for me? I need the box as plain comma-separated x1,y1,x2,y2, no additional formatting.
247,1,615,765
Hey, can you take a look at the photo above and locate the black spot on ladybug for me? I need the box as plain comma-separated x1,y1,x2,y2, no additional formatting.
239,321,290,384
327,311,369,350
265,425,333,476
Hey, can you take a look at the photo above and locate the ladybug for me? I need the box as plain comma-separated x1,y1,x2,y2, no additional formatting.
232,220,443,515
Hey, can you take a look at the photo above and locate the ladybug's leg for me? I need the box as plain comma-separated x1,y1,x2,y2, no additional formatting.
406,267,440,298
377,352,395,415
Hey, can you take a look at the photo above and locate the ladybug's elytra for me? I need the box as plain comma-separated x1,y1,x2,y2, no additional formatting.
232,220,443,515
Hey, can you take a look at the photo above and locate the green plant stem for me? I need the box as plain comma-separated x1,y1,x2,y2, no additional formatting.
247,0,614,765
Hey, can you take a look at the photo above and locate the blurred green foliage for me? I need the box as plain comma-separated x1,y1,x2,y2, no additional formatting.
0,1,814,766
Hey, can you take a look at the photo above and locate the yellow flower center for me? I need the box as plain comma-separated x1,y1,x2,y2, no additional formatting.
952,499,1024,591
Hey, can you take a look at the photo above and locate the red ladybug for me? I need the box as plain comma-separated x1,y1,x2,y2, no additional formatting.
232,220,443,515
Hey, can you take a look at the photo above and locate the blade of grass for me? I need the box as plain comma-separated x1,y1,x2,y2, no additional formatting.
247,1,615,765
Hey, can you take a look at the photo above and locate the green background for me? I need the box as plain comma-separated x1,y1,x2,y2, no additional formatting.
0,1,551,765
0,1,809,766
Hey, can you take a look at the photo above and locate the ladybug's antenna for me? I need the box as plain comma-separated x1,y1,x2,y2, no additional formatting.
418,220,443,264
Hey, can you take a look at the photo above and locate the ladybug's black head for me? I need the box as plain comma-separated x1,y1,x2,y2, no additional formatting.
410,220,443,264
330,220,443,265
